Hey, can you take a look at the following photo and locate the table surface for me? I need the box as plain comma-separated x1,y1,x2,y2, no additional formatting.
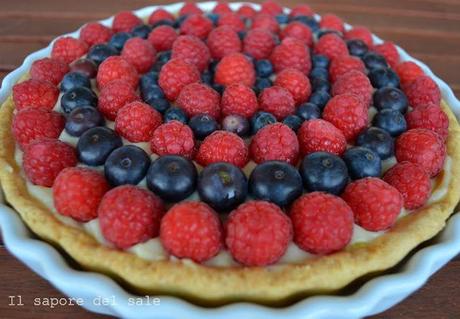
1,0,460,318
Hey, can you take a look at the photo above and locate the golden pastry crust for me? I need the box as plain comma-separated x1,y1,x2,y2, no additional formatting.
1,81,460,305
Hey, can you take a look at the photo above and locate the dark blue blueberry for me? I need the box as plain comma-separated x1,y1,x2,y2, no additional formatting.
362,52,388,70
131,24,152,39
282,115,303,132
69,58,97,78
141,84,164,101
276,14,289,24
145,97,170,114
60,72,91,93
254,77,272,94
65,106,104,137
372,109,407,137
251,111,277,134
212,83,225,95
249,161,303,207
373,87,408,113
163,107,188,124
343,147,382,180
309,67,329,81
312,54,330,69
308,90,330,109
104,145,150,186
206,13,220,25
77,127,122,166
292,15,319,32
356,127,394,160
222,115,250,137
300,152,349,195
310,77,330,92
256,59,273,78
87,44,118,66
189,114,219,140
198,162,248,212
369,67,400,89
140,71,159,90
61,87,97,113
346,39,368,57
316,29,342,39
151,19,176,28
157,50,171,64
174,15,188,28
296,102,321,121
108,32,132,51
146,155,197,202
209,60,219,74
201,71,213,85
237,30,246,40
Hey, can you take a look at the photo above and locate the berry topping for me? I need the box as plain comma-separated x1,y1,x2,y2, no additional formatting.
158,58,201,101
60,86,97,114
274,68,311,105
65,106,104,137
222,114,251,137
343,146,382,180
395,61,424,87
109,32,132,51
373,87,408,113
332,70,373,107
344,26,373,47
60,72,91,93
356,127,394,160
96,56,139,89
171,35,211,72
404,75,441,109
346,39,369,57
112,11,142,33
121,38,156,73
189,114,219,140
221,84,258,119
51,37,88,64
98,79,139,120
298,119,347,156
362,52,388,70
207,26,242,59
179,2,203,16
69,58,97,78
374,41,400,69
405,104,449,142
104,145,150,186
148,25,178,52
296,103,321,121
77,127,122,166
282,115,303,132
80,22,113,46
151,120,196,159
255,59,274,78
270,37,311,74
87,43,117,67
30,58,69,85
314,33,348,60
373,109,407,137
252,13,280,34
115,101,162,142
214,53,256,87
148,8,175,25
243,28,276,60
368,67,400,89
218,13,245,32
176,83,221,119
13,79,59,111
259,86,296,120
280,21,313,46
180,14,213,40
250,111,277,134
320,13,344,33
164,107,188,124
329,55,365,83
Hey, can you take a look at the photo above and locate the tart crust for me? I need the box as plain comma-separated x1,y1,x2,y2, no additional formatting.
1,84,460,305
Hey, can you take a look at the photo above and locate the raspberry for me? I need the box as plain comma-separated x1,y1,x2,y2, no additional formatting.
112,11,142,33
374,41,400,69
53,167,109,222
250,123,299,164
260,0,284,16
160,201,223,262
252,13,280,34
329,55,366,82
291,192,353,254
344,26,373,47
196,131,249,168
298,119,347,156
176,83,221,119
225,201,292,266
221,84,259,118
237,5,257,19
280,22,313,47
99,185,164,249
395,129,446,177
212,2,232,14
243,28,276,60
121,38,156,74
332,70,373,107
179,2,203,16
383,162,431,210
259,86,296,120
405,104,449,141
148,8,175,25
290,4,314,17
323,93,368,141
342,177,403,231
12,108,64,149
30,58,69,85
207,26,242,60
270,37,311,74
13,79,59,111
51,37,88,65
395,61,424,88
180,14,213,40
214,53,256,87
171,35,210,72
23,138,77,187
147,25,178,52
218,13,245,32
79,22,113,46
404,75,441,109
319,14,344,33
115,101,162,142
158,58,200,101
96,56,139,89
274,68,311,105
98,79,139,120
151,120,196,159
314,33,348,61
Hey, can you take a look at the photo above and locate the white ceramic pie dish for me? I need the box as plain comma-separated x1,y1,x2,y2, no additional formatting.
0,2,460,318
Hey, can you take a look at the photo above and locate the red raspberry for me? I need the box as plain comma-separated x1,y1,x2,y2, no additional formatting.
214,53,256,87
79,22,113,46
250,123,299,164
260,0,284,16
51,37,88,65
115,101,162,142
297,119,347,156
112,11,142,33
151,120,195,159
314,33,348,61
226,201,292,266
98,79,139,120
405,104,449,142
179,2,203,16
274,68,311,105
323,93,368,141
96,56,138,89
344,26,373,47
332,70,373,107
13,79,59,111
158,58,200,101
212,2,232,14
291,192,353,254
243,28,276,60
121,38,156,74
329,55,366,82
270,37,311,74
252,13,280,34
207,26,242,60
171,35,210,72
196,131,249,168
342,178,403,231
53,167,109,222
160,201,223,262
23,138,77,187
319,14,344,33
148,25,178,52
30,58,69,85
374,41,400,69
404,75,441,109
99,185,164,249
259,86,296,120
176,83,221,119
218,13,245,32
148,8,175,25
395,61,424,88
13,108,64,149
237,5,257,19
383,162,431,210
180,14,213,40
221,84,259,118
290,4,314,17
395,129,446,177
280,22,313,47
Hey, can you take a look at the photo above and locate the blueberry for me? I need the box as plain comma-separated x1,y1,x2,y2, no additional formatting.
372,109,407,137
198,162,248,211
147,155,197,202
283,115,303,132
189,114,219,140
369,67,400,89
312,54,330,69
60,72,91,93
65,106,104,137
373,87,408,113
346,39,368,57
316,29,342,39
356,127,394,160
108,32,132,51
61,87,97,113
174,15,188,28
362,52,388,70
255,59,273,78
201,71,213,84
152,19,175,28
87,44,118,66
140,71,159,89
237,31,246,40
209,60,219,74
222,114,250,137
309,90,330,109
212,83,225,95
296,102,321,120
309,67,329,81
251,111,277,134
141,84,164,102
77,127,122,166
254,77,272,94
206,13,220,25
157,50,171,64
310,77,330,92
276,14,289,24
131,24,152,39
145,97,170,113
104,145,150,186
249,161,303,206
69,58,97,78
292,15,319,32
163,107,188,124
343,147,382,180
299,152,349,195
